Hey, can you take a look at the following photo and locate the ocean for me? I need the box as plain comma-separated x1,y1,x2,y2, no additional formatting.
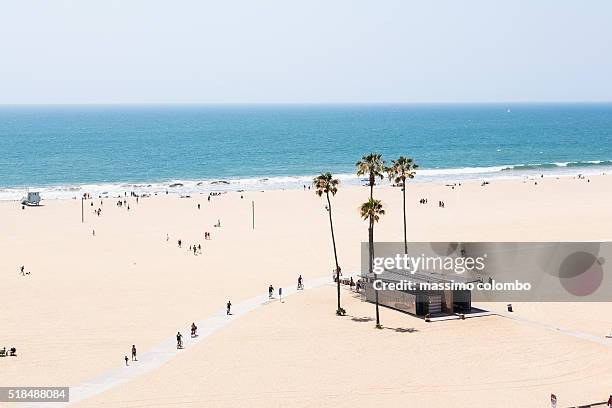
1,103,611,199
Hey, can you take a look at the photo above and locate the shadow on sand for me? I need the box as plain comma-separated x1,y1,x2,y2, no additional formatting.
348,315,418,333
349,315,374,323
385,327,418,333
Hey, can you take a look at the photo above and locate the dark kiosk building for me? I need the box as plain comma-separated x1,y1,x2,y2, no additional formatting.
362,269,480,317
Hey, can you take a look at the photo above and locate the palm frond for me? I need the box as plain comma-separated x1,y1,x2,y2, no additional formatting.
387,156,418,183
313,172,340,196
359,198,385,222
355,153,386,179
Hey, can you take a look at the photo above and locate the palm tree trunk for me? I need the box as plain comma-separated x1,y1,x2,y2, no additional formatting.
369,171,379,327
367,222,373,274
369,220,380,327
402,179,407,255
326,192,341,313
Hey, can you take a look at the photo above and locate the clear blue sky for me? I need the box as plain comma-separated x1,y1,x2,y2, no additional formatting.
1,0,611,104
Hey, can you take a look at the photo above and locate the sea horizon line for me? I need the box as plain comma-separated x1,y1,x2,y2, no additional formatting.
2,101,612,108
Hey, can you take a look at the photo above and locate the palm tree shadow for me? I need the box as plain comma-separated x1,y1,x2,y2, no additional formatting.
346,314,417,332
385,327,418,333
349,315,374,323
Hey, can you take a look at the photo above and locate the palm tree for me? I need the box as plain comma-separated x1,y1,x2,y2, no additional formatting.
387,156,418,255
360,198,385,328
356,153,385,200
356,153,385,285
313,172,344,316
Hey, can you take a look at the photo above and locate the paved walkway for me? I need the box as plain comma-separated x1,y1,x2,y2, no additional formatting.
497,311,612,347
21,276,334,407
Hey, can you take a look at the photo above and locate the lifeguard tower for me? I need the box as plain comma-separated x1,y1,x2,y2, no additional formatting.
21,191,41,206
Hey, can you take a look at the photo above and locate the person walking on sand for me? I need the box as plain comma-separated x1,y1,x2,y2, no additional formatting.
176,332,183,349
268,285,274,299
191,322,198,337
226,300,232,315
131,345,137,361
178,239,182,248
20,266,24,276
279,287,283,302
124,355,129,366
297,275,303,290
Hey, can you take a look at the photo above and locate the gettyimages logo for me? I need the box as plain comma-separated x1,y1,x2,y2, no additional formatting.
360,242,611,302
372,253,487,275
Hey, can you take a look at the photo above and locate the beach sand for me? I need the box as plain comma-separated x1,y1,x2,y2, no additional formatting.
73,285,612,408
1,175,611,407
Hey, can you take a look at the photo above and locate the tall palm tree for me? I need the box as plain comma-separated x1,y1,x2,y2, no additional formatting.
356,153,385,279
313,172,344,316
387,156,418,255
356,153,385,200
360,198,385,328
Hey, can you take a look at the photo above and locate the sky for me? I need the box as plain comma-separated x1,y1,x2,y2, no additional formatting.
1,0,612,104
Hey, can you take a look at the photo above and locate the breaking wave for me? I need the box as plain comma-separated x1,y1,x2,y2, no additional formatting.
1,160,610,201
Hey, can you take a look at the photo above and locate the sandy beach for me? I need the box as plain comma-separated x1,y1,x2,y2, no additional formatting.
3,1,612,406
2,175,612,407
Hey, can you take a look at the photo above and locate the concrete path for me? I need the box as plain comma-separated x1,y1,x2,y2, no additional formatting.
497,311,612,347
21,276,335,407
